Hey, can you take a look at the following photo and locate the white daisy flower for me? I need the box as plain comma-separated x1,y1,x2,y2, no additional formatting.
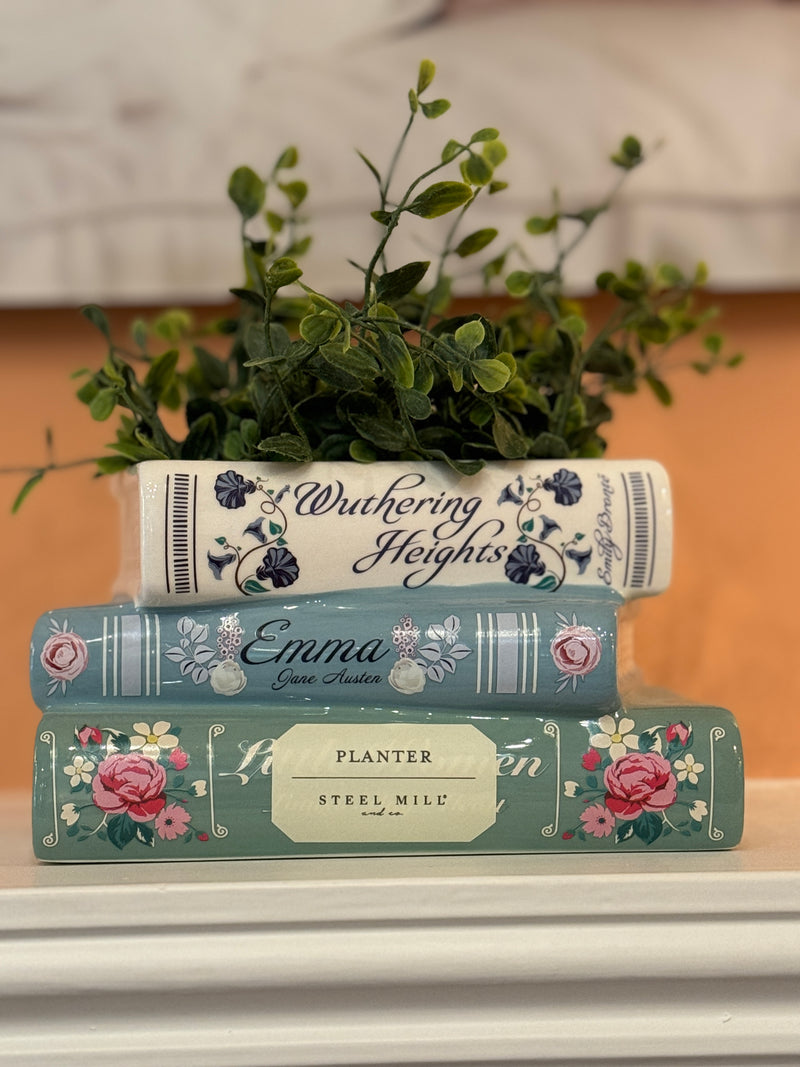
589,715,639,761
675,754,704,784
63,754,94,787
130,721,179,759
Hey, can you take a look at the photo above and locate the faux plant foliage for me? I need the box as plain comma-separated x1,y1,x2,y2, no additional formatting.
14,60,740,510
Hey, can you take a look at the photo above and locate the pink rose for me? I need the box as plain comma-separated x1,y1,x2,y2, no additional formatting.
41,631,89,682
666,722,691,746
92,753,167,823
604,751,677,820
169,747,190,771
550,625,602,677
77,725,103,747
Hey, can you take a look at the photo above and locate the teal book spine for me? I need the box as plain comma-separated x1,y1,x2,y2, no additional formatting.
30,586,621,714
32,703,744,861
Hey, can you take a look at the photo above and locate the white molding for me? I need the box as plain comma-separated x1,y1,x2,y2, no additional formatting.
1,781,798,1066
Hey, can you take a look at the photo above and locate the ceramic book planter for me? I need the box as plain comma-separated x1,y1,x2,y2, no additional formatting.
31,587,622,714
114,460,673,607
32,700,744,861
31,457,745,862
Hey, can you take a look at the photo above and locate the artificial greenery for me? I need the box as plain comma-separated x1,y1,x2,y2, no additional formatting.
13,59,740,511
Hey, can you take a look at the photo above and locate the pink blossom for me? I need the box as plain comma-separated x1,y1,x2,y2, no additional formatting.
666,722,691,746
579,803,616,838
550,626,602,677
155,803,192,840
604,751,677,821
92,753,167,823
41,631,89,682
169,747,190,771
581,748,602,772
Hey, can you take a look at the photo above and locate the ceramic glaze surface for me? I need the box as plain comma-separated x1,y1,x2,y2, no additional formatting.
119,460,673,606
31,586,622,714
32,703,743,861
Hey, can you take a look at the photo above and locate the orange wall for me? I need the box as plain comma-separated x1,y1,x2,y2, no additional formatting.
1,293,798,794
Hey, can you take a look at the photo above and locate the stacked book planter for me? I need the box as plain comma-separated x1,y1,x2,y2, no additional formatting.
31,460,744,860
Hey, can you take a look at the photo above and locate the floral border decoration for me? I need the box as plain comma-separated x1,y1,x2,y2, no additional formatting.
164,612,248,696
207,470,300,596
561,716,708,845
59,721,209,851
388,613,472,695
499,468,591,591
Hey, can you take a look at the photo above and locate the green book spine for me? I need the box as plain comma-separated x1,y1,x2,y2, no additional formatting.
33,702,744,861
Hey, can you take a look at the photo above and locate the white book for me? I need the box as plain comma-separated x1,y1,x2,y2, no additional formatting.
115,460,672,607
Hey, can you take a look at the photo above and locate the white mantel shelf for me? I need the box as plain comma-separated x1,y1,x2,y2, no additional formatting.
2,780,798,1067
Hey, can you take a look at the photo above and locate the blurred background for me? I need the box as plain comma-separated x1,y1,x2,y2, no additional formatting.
2,0,799,794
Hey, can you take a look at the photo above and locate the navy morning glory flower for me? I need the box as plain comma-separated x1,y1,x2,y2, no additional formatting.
565,545,593,575
256,546,300,588
543,468,582,506
539,515,561,540
504,544,547,584
244,517,267,543
497,475,525,506
214,470,256,509
207,551,236,579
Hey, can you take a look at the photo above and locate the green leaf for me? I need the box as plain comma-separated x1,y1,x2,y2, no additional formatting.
441,139,462,163
530,432,570,458
703,333,723,356
349,439,378,463
637,315,670,344
370,209,393,226
632,810,663,845
472,359,511,393
181,412,219,459
81,304,111,340
645,373,673,406
420,98,451,119
95,456,132,475
417,59,436,94
461,153,493,186
321,343,379,381
265,257,303,290
398,387,432,421
378,332,415,389
505,270,533,297
89,388,117,422
350,412,408,452
192,345,229,390
492,412,528,459
227,166,266,220
455,228,498,258
469,127,500,143
258,433,313,462
611,134,644,170
107,813,137,851
299,312,341,346
376,260,430,303
243,579,269,595
230,287,267,310
525,214,559,235
278,180,308,209
11,471,44,513
406,181,472,219
454,319,485,353
144,349,179,402
275,145,298,169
